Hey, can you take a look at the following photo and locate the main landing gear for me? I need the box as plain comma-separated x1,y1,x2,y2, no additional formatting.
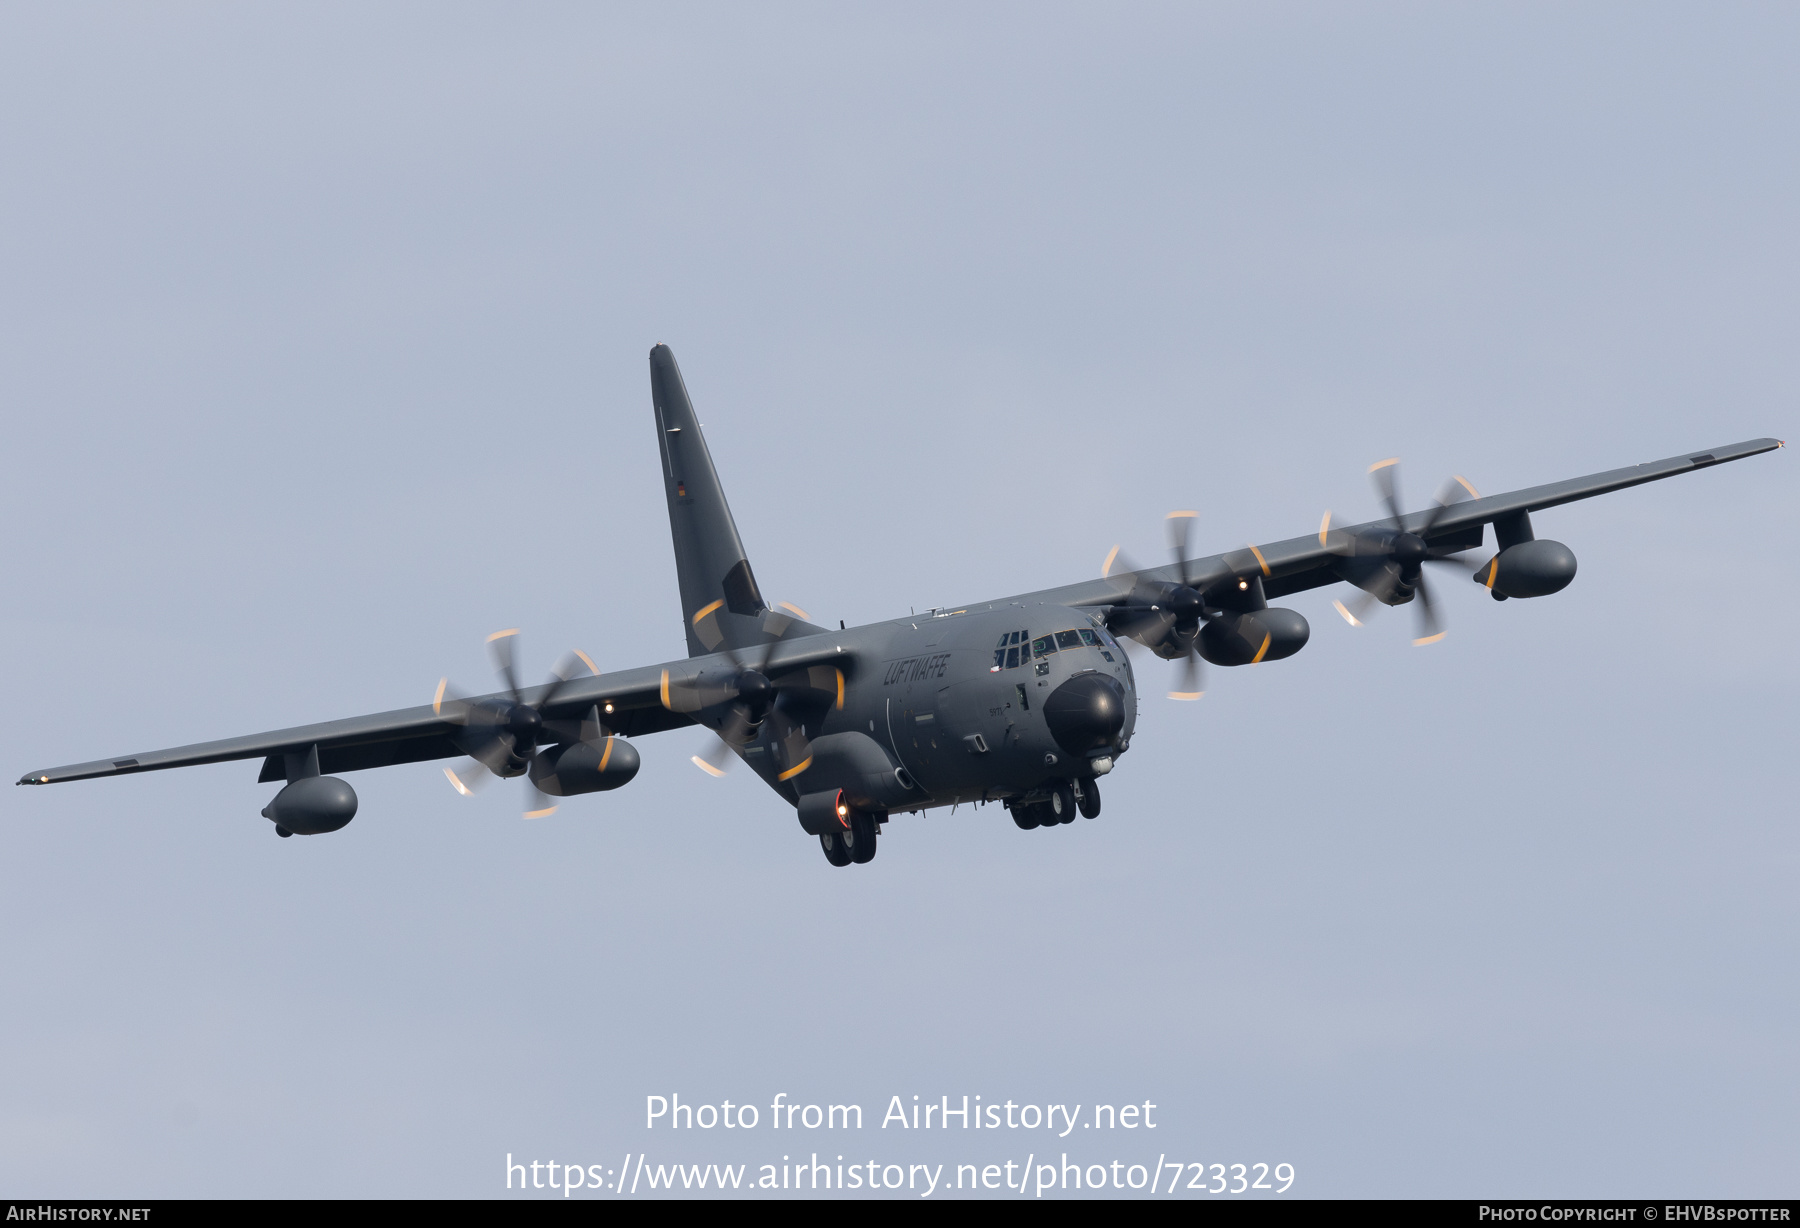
1008,778,1100,830
820,810,881,867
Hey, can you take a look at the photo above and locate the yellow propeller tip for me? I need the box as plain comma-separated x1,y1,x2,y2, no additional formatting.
691,755,727,778
1167,691,1204,701
485,628,519,642
1412,632,1448,646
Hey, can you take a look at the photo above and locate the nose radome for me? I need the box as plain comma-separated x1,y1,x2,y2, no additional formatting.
1043,673,1126,756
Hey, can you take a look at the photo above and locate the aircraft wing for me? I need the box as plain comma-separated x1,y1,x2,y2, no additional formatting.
1022,437,1784,608
17,640,855,787
1260,435,1785,600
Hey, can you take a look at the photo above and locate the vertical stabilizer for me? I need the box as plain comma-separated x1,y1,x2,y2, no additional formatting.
650,344,773,657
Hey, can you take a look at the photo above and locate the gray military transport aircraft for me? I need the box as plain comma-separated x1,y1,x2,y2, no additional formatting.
18,346,1784,867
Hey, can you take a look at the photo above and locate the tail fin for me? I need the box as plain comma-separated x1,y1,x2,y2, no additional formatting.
650,344,776,658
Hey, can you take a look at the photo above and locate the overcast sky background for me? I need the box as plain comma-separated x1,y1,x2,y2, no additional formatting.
1,2,1794,1199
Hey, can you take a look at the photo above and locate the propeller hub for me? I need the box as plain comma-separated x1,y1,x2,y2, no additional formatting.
1168,585,1205,623
1391,532,1428,568
506,704,543,742
737,670,773,709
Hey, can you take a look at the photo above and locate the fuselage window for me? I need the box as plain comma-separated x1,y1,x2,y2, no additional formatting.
1055,630,1083,650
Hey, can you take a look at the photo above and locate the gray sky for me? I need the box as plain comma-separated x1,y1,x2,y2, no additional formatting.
1,2,1794,1198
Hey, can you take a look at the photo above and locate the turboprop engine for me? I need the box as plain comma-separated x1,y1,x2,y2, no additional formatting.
527,736,642,798
1199,607,1311,666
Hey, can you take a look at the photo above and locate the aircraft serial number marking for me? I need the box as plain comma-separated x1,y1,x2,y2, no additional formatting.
882,654,951,686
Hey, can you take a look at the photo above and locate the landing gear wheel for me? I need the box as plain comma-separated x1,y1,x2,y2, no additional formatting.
820,830,852,867
1010,804,1040,830
847,812,879,864
1050,782,1077,824
1076,777,1101,819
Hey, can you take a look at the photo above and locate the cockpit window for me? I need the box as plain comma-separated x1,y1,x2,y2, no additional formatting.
986,630,1033,668
1032,635,1056,658
1055,630,1083,650
1078,628,1100,647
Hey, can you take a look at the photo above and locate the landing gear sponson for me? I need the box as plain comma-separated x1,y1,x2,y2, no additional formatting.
802,790,884,867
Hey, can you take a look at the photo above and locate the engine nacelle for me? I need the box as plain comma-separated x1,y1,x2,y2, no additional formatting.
528,737,641,798
262,775,357,835
1200,607,1310,666
1478,540,1577,599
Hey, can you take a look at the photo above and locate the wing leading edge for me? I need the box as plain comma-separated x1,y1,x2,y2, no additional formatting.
17,640,855,787
1004,437,1783,609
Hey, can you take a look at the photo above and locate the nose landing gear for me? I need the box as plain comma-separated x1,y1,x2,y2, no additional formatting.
1076,776,1101,819
1007,776,1102,830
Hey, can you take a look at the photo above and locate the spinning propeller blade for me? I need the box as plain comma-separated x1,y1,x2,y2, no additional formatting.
436,631,599,815
1327,461,1482,645
668,605,835,780
1103,511,1211,698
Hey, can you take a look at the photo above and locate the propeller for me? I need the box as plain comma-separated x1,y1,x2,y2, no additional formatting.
1101,510,1213,700
1322,461,1483,645
663,607,842,782
433,630,600,818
